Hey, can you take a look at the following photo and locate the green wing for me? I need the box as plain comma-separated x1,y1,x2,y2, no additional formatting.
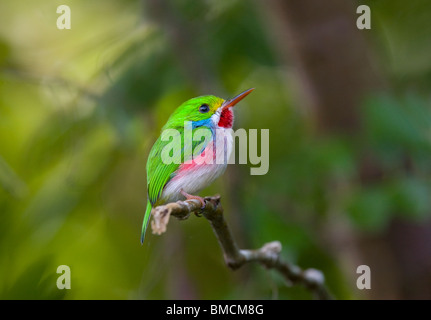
141,134,181,244
146,133,182,205
141,125,212,244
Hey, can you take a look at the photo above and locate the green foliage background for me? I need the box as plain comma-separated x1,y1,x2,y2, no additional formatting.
0,0,430,299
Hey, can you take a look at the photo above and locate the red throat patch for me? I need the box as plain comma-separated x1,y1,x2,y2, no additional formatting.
218,108,234,128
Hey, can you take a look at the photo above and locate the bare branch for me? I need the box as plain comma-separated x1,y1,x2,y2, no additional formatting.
151,195,333,300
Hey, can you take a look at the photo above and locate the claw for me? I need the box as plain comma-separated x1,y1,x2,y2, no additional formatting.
180,189,206,209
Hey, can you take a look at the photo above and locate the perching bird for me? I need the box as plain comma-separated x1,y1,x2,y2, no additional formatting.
141,88,254,243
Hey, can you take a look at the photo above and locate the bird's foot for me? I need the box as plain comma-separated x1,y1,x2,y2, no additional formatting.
180,189,206,210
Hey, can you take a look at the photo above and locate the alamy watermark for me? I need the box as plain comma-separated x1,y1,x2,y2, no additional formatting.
357,5,371,30
160,122,269,176
56,5,71,30
356,265,371,290
56,265,71,289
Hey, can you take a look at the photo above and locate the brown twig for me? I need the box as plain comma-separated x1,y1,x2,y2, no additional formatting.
151,195,333,300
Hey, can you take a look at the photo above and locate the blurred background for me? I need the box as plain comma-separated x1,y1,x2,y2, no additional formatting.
1,0,431,299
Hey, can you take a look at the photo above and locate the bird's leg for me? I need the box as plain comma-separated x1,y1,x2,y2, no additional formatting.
180,189,206,214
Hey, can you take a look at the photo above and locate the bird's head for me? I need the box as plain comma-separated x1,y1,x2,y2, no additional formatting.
164,88,254,130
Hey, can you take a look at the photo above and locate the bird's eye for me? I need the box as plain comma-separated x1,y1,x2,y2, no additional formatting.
199,104,210,113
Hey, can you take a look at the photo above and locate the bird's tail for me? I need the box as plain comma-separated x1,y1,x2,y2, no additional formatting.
140,200,152,244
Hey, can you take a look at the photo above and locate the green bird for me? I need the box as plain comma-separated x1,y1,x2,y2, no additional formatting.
141,88,254,243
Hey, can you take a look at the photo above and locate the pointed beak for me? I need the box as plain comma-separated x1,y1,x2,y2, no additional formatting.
222,88,254,109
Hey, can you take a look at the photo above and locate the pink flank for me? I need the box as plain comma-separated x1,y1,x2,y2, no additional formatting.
174,141,216,176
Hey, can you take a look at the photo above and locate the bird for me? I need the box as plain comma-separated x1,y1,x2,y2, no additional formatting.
141,88,254,244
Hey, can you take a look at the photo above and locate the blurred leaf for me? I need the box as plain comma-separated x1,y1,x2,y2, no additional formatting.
363,93,431,166
389,176,431,221
2,256,65,300
347,186,392,232
372,0,431,76
0,156,26,197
